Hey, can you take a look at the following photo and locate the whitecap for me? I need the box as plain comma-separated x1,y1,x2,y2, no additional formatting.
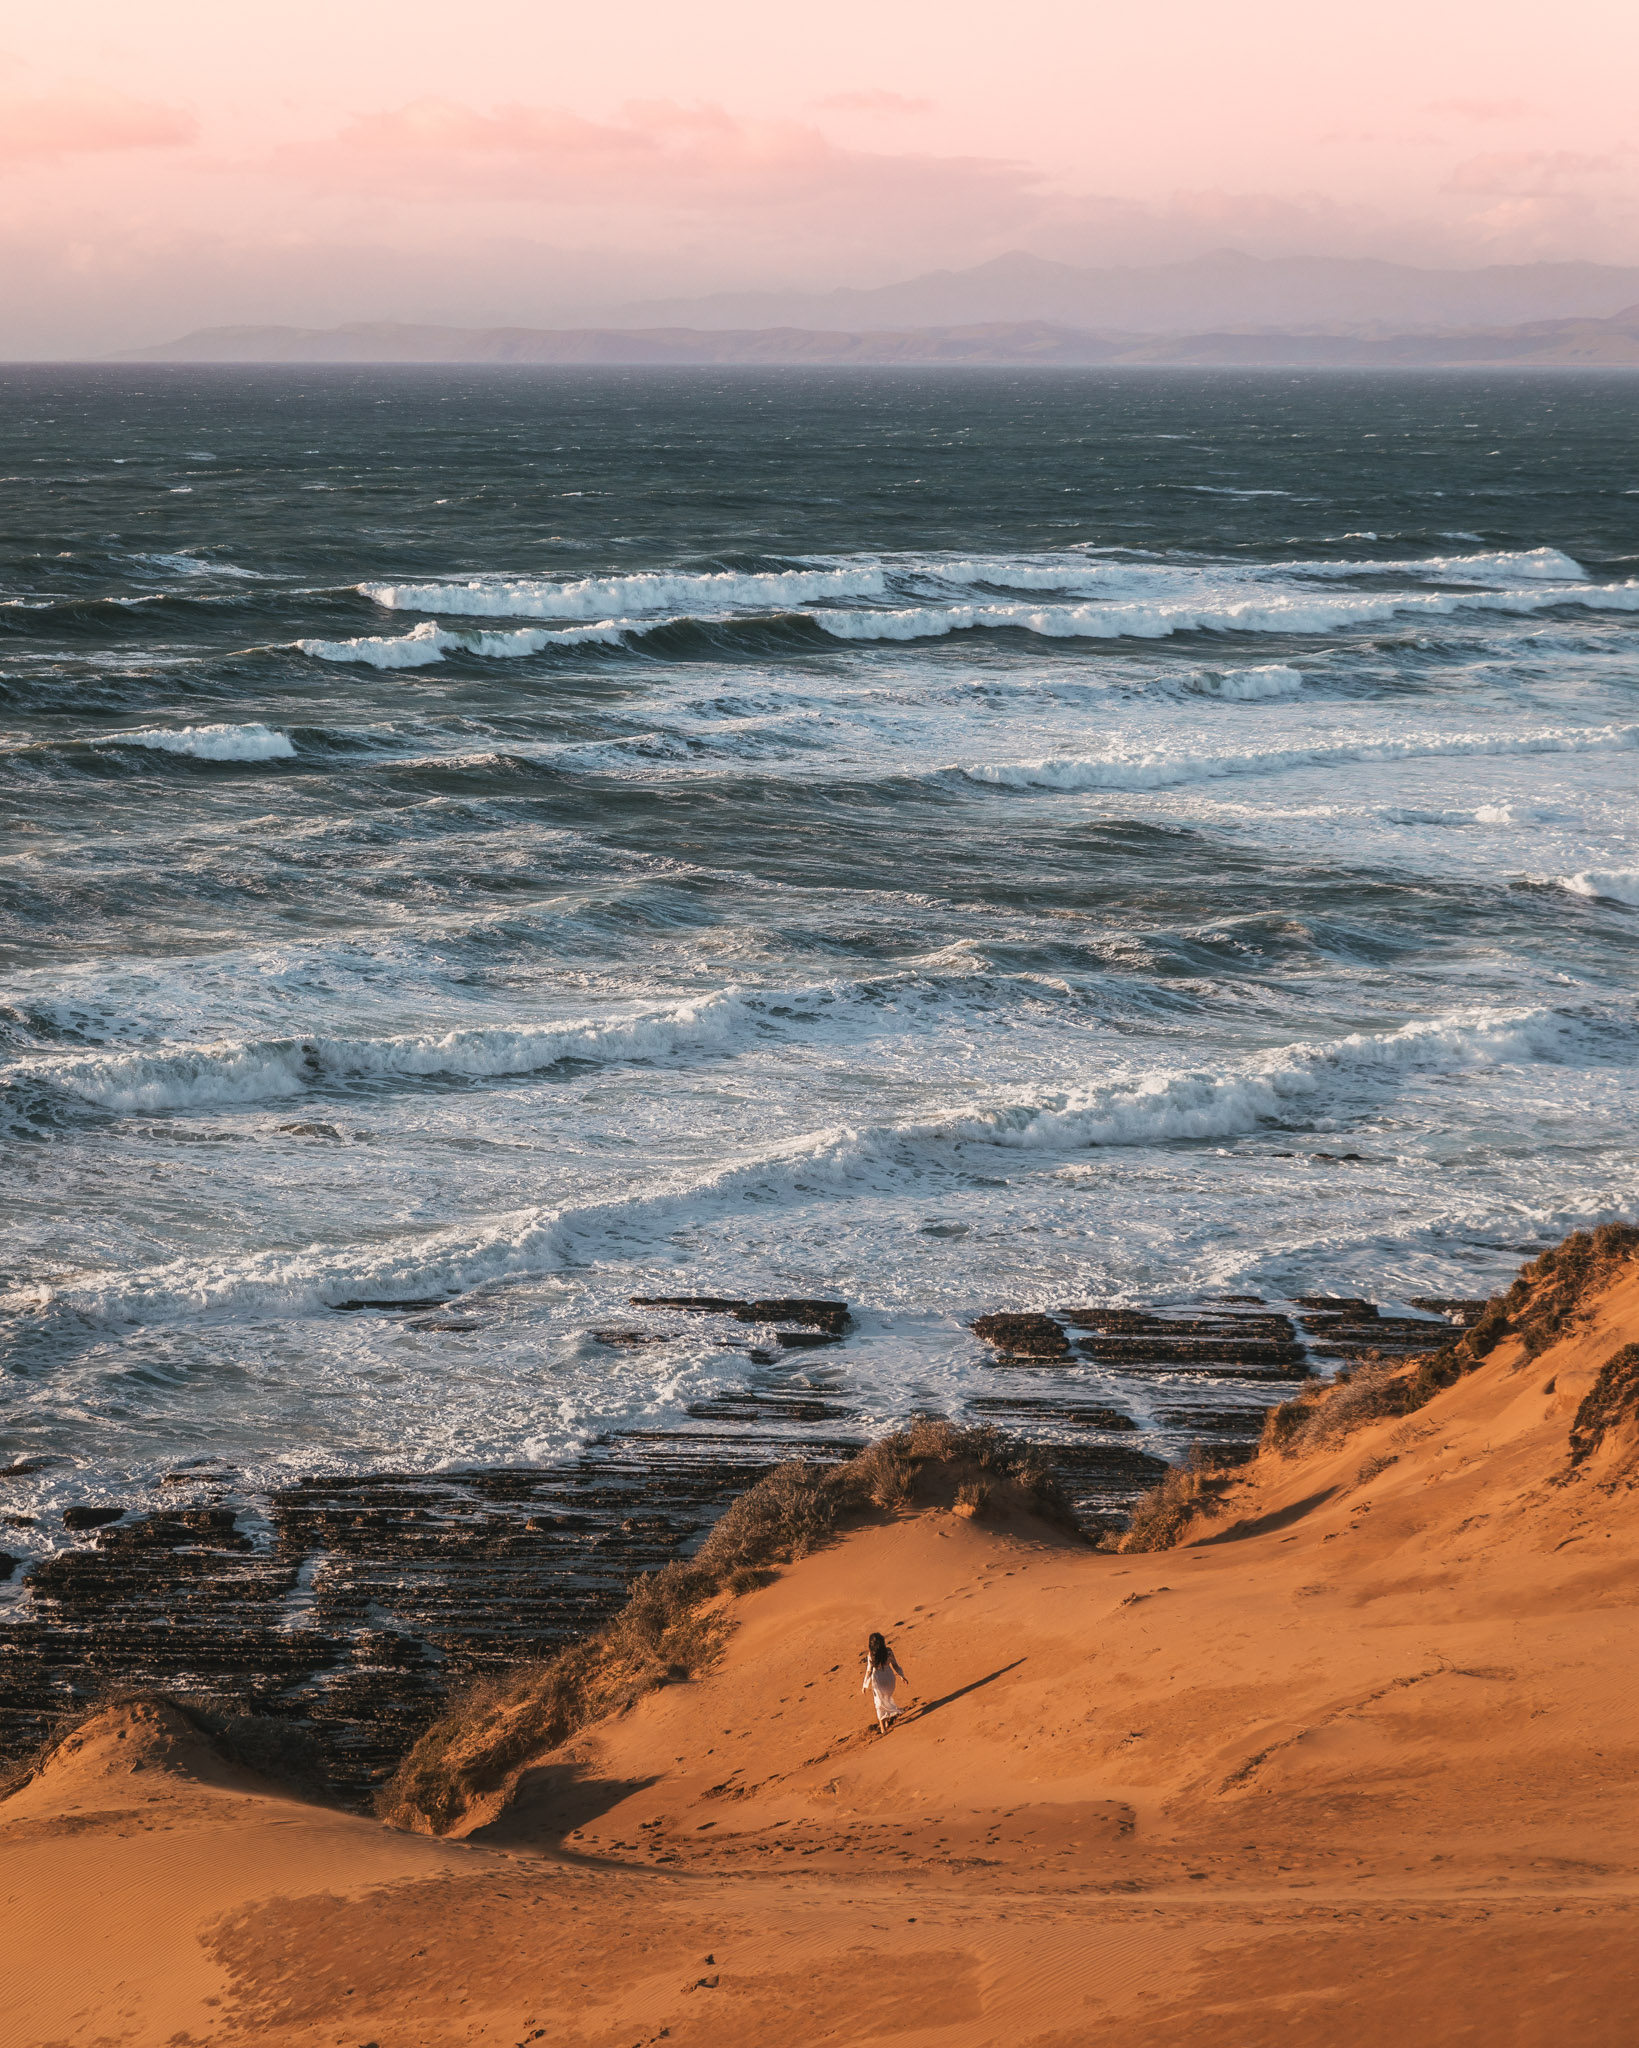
107,724,296,762
298,620,627,666
362,564,888,619
1561,870,1639,906
1187,665,1304,700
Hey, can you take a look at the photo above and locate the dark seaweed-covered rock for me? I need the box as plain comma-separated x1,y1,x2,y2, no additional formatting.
628,1295,851,1335
1407,1297,1489,1324
971,1312,1070,1358
630,1295,749,1312
737,1299,850,1334
61,1506,125,1531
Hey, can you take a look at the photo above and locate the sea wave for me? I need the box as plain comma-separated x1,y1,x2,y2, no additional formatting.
298,621,626,667
1561,869,1639,906
325,546,1639,656
135,553,263,580
363,564,889,619
811,579,1639,645
5,992,762,1115
962,721,1639,793
105,723,296,761
362,546,1590,623
1186,664,1305,700
3,1004,1587,1325
928,544,1586,593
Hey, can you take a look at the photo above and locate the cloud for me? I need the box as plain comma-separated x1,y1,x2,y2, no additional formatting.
295,97,1018,206
813,90,933,115
1446,149,1623,196
282,97,1049,257
0,88,196,166
1439,150,1639,259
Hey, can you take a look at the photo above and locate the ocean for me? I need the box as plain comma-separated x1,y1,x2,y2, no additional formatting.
3,365,1637,1563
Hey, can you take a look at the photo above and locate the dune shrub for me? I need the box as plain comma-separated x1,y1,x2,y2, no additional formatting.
1118,1452,1233,1553
1567,1343,1639,1468
1499,1224,1639,1361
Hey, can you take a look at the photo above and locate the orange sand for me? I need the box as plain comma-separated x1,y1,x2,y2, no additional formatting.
6,1259,1639,2047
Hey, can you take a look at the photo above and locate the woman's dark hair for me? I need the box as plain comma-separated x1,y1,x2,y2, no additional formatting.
867,1632,890,1668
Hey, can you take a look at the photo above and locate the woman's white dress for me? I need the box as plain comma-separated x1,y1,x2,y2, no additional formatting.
863,1658,900,1720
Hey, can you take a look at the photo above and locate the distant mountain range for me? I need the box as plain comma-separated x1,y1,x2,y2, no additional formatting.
609,250,1639,336
119,307,1639,368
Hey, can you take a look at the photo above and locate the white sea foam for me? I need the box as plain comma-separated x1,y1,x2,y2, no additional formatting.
5,1004,1581,1325
963,722,1639,794
1561,870,1639,905
362,565,888,619
107,724,296,761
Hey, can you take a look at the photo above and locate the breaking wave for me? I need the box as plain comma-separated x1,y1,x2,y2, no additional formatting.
810,578,1639,646
363,564,889,619
1561,869,1639,906
105,723,296,761
1187,664,1305,700
5,992,763,1116
963,721,1639,793
298,621,626,667
349,548,1624,654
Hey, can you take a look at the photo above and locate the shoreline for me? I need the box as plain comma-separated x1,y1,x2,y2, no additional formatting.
4,1224,1637,2044
0,1285,1458,1799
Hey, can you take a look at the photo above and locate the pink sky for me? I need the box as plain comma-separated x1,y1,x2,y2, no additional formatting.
3,0,1636,353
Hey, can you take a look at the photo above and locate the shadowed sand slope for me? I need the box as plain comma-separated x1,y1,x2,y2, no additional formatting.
5,1237,1639,2046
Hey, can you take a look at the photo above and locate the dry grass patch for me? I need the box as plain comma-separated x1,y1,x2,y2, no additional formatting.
1117,1451,1235,1553
1568,1343,1639,1469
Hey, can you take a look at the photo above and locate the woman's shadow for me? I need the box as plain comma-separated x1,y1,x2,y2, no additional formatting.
903,1657,1026,1724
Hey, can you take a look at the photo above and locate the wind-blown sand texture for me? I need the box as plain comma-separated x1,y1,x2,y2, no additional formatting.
6,1235,1639,2047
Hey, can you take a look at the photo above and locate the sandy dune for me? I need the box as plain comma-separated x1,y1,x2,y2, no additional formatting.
6,1247,1639,2047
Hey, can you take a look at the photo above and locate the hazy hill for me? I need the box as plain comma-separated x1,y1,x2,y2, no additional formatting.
613,248,1639,335
117,306,1639,366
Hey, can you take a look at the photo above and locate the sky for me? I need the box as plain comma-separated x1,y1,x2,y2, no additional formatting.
3,0,1637,354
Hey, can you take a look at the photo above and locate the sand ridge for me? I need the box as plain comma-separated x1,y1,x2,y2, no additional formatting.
6,1248,1639,2046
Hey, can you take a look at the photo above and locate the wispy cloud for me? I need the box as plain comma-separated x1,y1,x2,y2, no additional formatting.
0,88,196,166
281,98,1049,259
291,98,1019,210
1445,149,1622,196
1443,150,1637,257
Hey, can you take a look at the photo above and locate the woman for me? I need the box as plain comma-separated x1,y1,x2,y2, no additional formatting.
861,1631,909,1734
